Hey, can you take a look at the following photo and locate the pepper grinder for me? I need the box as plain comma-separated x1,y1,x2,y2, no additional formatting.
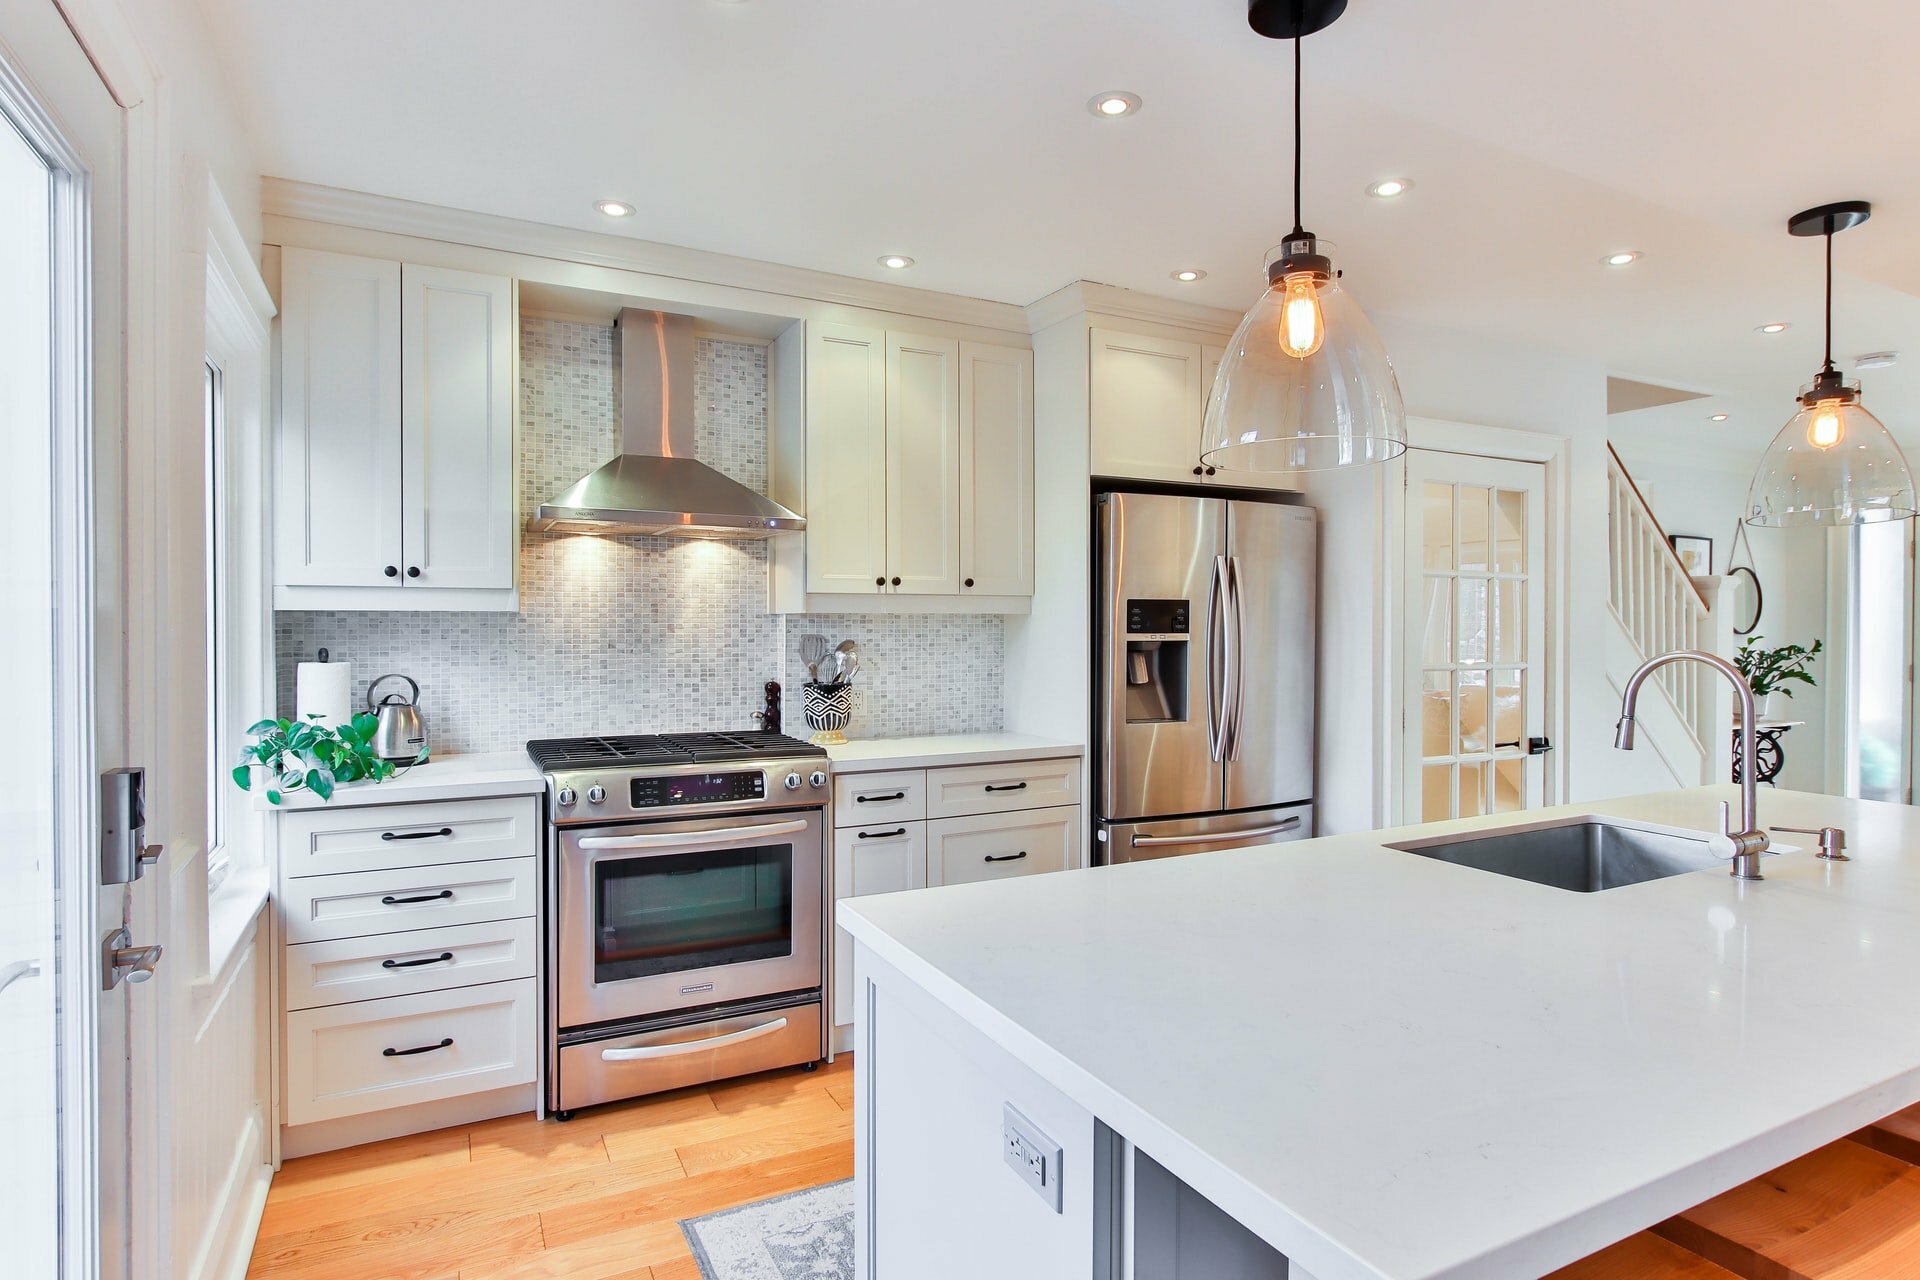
752,680,783,735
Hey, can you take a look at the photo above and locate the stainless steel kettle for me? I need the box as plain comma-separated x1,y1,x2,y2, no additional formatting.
366,673,429,762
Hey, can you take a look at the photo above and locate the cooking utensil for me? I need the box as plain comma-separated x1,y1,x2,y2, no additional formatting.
799,633,831,683
366,673,429,762
831,640,861,684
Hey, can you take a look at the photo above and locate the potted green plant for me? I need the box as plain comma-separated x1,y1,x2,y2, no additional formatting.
231,713,418,805
1732,635,1822,720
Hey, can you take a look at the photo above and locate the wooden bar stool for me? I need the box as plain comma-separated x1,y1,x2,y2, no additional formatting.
1653,1139,1920,1279
1547,1230,1738,1278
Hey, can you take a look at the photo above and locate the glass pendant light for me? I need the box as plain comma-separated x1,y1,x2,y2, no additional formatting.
1202,0,1406,474
1746,201,1917,527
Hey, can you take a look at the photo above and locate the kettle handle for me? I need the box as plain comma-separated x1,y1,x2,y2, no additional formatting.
366,673,420,710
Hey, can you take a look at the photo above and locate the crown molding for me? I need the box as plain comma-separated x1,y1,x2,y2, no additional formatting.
1024,280,1244,337
262,178,1030,335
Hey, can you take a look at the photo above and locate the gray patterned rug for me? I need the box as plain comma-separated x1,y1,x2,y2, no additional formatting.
680,1180,855,1279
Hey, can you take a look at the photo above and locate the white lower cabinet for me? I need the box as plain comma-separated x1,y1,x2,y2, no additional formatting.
830,754,1081,1036
928,806,1077,887
284,978,538,1126
273,792,540,1148
832,823,928,1027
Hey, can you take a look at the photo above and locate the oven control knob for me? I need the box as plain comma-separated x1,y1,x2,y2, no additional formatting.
556,786,576,807
783,771,803,791
586,785,607,804
809,770,828,789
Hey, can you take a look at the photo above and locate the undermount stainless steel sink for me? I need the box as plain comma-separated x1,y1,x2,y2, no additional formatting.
1387,819,1722,893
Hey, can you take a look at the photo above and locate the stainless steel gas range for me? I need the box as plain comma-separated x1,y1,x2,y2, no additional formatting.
527,731,831,1118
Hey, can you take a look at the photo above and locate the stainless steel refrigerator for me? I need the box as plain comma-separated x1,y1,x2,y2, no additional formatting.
1094,490,1316,863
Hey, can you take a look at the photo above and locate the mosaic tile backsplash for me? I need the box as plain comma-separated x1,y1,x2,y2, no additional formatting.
275,318,1005,754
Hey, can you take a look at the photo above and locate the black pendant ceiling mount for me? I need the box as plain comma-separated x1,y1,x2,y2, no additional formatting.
1247,0,1348,39
1787,200,1871,239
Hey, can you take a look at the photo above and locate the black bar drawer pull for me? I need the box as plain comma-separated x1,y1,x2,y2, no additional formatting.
984,782,1029,793
382,827,453,842
382,1037,453,1058
381,889,453,905
984,850,1029,863
381,951,454,970
855,792,905,803
857,827,908,840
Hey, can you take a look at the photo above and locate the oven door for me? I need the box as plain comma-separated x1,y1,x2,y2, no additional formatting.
556,809,824,1029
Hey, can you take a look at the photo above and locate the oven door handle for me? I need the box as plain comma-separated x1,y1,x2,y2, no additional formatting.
576,819,810,853
598,1016,790,1062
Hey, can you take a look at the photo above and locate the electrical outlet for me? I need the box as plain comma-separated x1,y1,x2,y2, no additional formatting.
1002,1104,1063,1213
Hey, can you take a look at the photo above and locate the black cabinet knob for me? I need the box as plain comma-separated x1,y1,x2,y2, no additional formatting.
384,565,398,578
875,576,886,586
964,578,974,588
1192,465,1204,475
407,566,421,579
1205,466,1217,476
890,576,901,586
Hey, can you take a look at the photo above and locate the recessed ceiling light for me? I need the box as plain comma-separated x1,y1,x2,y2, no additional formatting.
1366,178,1413,199
1602,250,1642,267
1709,413,1730,422
878,254,914,270
1757,322,1791,334
594,199,635,218
1855,350,1899,370
1170,269,1206,282
1088,91,1142,119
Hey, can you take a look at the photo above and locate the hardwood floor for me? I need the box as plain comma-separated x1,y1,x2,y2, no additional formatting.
246,1055,853,1280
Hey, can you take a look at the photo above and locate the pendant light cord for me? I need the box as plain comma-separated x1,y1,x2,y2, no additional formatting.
1823,228,1835,375
1291,30,1304,236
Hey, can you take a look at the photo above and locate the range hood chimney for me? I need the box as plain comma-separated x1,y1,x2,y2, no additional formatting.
529,309,804,538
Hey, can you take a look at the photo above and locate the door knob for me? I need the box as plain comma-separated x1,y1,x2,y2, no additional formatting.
102,927,163,990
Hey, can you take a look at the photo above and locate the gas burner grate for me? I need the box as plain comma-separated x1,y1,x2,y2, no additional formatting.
527,730,825,772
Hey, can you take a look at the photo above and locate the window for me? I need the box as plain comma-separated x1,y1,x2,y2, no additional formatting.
1841,521,1913,803
204,358,230,894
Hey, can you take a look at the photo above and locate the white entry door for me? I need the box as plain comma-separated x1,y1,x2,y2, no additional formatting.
0,4,143,1277
1403,450,1549,822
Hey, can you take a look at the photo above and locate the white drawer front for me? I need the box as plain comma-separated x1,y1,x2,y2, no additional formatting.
924,757,1081,820
284,979,537,1125
930,805,1078,887
833,769,926,826
285,918,538,1011
280,795,538,878
280,858,536,944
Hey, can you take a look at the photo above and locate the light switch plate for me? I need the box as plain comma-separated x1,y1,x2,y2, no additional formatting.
1003,1104,1063,1213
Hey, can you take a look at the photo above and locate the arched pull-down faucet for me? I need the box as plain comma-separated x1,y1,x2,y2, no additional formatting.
1614,650,1770,880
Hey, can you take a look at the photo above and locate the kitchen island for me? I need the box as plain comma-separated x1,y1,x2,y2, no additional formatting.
837,785,1920,1279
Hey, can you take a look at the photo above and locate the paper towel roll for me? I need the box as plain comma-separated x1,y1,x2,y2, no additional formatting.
296,661,353,729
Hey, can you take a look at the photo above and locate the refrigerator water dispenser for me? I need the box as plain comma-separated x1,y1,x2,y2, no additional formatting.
1124,598,1189,723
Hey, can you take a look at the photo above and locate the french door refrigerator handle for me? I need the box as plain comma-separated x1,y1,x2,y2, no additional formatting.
1130,816,1302,847
1225,555,1246,761
1206,554,1228,763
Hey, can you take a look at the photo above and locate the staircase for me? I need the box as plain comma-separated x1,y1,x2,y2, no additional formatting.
1605,445,1734,786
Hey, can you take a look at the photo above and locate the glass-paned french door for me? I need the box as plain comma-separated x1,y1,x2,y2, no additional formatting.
1404,450,1548,822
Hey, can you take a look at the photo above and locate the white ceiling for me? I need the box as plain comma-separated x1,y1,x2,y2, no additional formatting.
201,0,1920,463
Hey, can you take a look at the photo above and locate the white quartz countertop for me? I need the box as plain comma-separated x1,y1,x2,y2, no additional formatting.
825,733,1083,772
255,750,544,811
839,786,1920,1280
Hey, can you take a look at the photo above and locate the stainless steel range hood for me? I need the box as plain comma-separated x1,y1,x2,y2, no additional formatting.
529,309,804,537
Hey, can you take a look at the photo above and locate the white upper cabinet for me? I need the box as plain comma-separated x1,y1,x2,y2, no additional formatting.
401,265,516,590
276,249,518,609
804,323,890,595
885,332,961,595
958,341,1034,597
778,321,1033,611
276,248,404,589
1090,327,1297,493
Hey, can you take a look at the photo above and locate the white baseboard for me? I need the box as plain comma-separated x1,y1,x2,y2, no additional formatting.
280,1083,536,1158
192,1110,272,1280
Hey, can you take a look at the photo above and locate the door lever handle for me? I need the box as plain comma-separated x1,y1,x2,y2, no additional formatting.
0,959,41,996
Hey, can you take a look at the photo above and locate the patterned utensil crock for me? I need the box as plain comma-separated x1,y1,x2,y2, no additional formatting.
801,681,857,746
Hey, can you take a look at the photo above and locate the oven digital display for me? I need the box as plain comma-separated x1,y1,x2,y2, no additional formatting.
630,770,765,808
